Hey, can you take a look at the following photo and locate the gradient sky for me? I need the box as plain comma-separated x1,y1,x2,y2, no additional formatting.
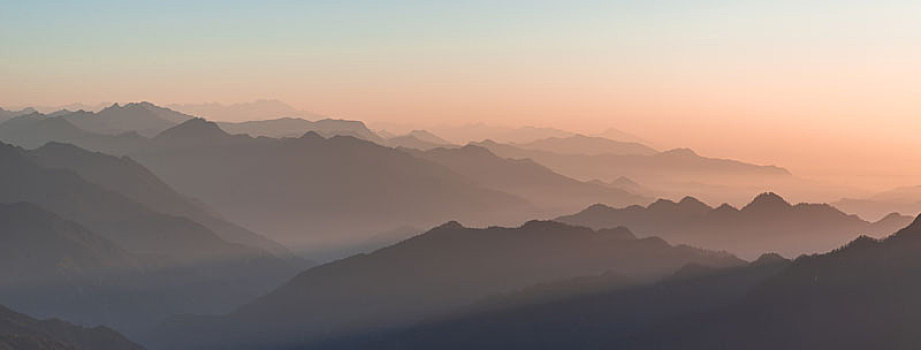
2,0,920,190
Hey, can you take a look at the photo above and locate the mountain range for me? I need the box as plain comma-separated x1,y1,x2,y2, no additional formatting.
58,102,193,137
320,253,791,350
151,220,743,349
126,118,534,252
404,145,649,213
472,140,790,183
0,107,37,123
217,117,385,143
386,130,455,150
168,99,325,122
512,134,657,156
835,184,921,221
557,192,912,258
366,214,921,350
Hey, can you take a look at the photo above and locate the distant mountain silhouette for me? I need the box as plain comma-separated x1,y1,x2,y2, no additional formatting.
217,117,385,142
60,102,192,137
386,130,455,150
514,134,657,156
557,192,912,258
386,134,449,150
0,112,147,154
151,220,743,349
128,119,532,253
431,124,575,144
606,176,652,195
0,106,37,123
835,184,921,221
0,303,141,350
404,145,650,212
470,140,791,188
405,130,452,145
169,99,325,123
595,127,651,145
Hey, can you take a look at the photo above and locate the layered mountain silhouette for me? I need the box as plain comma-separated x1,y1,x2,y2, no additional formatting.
595,126,651,145
0,141,298,335
127,118,533,252
0,107,37,123
0,108,548,255
0,202,135,288
321,254,791,350
513,134,657,156
404,145,649,212
557,192,912,258
386,130,455,150
60,102,192,137
28,142,289,256
151,220,743,349
0,304,141,350
471,140,790,186
835,184,921,221
285,216,921,349
430,124,576,144
217,117,385,142
0,112,148,154
168,99,325,122
417,215,921,350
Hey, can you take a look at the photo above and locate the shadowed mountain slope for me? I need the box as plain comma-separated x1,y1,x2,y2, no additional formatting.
0,304,142,350
297,216,921,349
615,215,921,349
557,192,912,258
0,141,297,335
151,220,743,349
0,202,135,288
322,254,790,350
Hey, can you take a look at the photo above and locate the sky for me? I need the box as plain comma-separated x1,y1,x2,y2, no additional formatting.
1,0,920,190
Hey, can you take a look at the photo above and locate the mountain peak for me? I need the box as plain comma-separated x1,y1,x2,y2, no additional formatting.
155,117,229,140
299,131,326,140
751,252,789,265
679,196,707,207
742,192,791,212
648,198,677,209
435,220,465,230
661,148,698,157
611,176,639,187
520,220,575,232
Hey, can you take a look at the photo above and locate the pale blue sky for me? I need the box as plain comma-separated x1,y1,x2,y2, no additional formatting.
2,1,920,184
